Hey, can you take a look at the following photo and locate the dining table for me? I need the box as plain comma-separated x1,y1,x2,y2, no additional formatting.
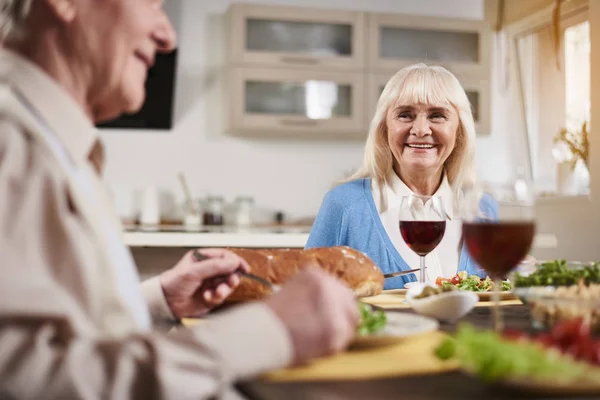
230,290,597,400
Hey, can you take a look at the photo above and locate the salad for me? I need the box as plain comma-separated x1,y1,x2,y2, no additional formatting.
357,302,387,336
514,260,600,287
435,322,600,384
436,271,512,292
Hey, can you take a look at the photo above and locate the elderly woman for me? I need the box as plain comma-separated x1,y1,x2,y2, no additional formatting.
0,0,359,398
306,64,496,289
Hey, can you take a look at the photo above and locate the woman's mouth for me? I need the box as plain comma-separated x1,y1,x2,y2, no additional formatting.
405,143,436,149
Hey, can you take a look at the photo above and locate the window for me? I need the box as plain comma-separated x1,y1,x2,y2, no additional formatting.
515,13,590,196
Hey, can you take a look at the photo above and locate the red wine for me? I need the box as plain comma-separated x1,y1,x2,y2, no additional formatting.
462,221,535,278
399,221,446,256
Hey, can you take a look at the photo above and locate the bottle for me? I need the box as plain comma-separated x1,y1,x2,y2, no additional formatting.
139,185,160,226
234,196,254,227
203,196,224,226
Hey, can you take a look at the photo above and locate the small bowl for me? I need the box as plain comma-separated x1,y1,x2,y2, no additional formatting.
406,283,479,323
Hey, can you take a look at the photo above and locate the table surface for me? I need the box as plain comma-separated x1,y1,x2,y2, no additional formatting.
238,306,596,400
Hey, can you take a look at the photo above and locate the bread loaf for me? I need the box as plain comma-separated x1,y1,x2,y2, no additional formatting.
226,246,384,302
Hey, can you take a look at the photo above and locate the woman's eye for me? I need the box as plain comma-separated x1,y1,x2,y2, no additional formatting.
430,113,447,120
398,112,412,120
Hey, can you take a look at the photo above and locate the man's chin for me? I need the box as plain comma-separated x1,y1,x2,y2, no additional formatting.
93,95,145,124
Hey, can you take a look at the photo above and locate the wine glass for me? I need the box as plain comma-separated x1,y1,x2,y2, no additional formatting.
399,195,447,284
459,181,536,332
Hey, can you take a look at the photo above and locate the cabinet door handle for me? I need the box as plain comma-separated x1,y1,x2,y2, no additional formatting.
279,56,320,65
280,119,320,126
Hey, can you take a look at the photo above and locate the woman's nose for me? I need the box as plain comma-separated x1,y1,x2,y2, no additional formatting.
410,115,432,136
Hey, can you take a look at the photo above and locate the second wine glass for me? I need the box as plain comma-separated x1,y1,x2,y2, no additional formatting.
399,195,447,283
460,182,536,332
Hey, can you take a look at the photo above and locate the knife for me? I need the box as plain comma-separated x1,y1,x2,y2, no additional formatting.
383,268,422,279
191,249,281,292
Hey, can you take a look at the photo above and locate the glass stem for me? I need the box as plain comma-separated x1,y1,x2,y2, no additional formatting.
492,275,504,332
420,256,426,284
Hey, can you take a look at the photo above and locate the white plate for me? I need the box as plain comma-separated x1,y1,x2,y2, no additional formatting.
352,311,439,348
475,291,517,301
404,282,517,301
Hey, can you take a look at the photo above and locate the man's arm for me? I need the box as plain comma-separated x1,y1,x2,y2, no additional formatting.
0,124,292,399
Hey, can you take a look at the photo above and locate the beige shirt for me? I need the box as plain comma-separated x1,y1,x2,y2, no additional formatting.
372,170,461,281
0,49,292,399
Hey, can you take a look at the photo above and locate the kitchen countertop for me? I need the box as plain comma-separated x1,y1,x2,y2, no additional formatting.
122,225,559,250
123,225,310,248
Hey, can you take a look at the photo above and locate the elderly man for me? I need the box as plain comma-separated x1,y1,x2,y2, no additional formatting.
0,0,359,399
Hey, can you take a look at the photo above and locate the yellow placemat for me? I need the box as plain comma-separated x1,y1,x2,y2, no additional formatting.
362,292,409,309
261,330,457,382
475,299,522,307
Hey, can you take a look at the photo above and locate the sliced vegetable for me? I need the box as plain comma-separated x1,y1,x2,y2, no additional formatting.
435,324,598,383
357,302,387,336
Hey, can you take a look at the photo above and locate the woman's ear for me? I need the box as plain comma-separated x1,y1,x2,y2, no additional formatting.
43,0,76,23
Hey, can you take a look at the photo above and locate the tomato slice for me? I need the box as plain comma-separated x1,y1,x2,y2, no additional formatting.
435,277,450,286
450,275,462,285
532,333,555,348
551,318,590,348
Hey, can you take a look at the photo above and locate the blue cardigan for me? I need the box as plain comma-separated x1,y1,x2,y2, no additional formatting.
305,178,498,290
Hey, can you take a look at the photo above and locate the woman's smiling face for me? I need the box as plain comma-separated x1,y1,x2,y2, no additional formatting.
386,101,459,177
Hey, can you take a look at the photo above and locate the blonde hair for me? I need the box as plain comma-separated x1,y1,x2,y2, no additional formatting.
346,63,477,204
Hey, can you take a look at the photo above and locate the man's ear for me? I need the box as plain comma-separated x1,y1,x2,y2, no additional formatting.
43,0,76,23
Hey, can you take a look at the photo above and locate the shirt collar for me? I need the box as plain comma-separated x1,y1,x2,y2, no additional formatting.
0,49,102,173
385,169,454,219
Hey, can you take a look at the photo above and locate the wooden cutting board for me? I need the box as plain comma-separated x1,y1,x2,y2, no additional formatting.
260,330,457,382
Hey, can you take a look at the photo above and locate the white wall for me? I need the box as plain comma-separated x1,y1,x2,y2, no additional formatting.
101,0,516,222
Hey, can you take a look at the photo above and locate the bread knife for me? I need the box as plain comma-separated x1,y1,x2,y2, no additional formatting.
383,268,421,279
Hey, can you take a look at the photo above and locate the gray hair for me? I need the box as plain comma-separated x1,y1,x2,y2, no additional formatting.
0,0,34,41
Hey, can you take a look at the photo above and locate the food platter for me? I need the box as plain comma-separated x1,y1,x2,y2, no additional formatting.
404,281,517,301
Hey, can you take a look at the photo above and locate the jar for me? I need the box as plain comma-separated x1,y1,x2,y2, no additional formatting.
203,196,224,226
234,196,254,227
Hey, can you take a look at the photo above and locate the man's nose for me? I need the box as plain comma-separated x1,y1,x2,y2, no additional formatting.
153,12,177,53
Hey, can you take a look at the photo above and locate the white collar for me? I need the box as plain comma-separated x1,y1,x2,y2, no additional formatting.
384,169,454,220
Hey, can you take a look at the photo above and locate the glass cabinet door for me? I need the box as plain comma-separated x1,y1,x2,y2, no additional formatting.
228,4,365,70
368,13,489,76
245,81,352,120
229,68,365,138
380,27,479,63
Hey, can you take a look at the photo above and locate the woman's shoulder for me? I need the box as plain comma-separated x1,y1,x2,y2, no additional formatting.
322,178,371,207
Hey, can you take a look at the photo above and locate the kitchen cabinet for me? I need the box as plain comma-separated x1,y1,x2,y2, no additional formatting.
367,13,491,78
224,4,493,138
226,67,366,139
226,3,365,71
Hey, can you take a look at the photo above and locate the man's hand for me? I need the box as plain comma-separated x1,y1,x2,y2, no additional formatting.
265,269,360,364
159,248,250,318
